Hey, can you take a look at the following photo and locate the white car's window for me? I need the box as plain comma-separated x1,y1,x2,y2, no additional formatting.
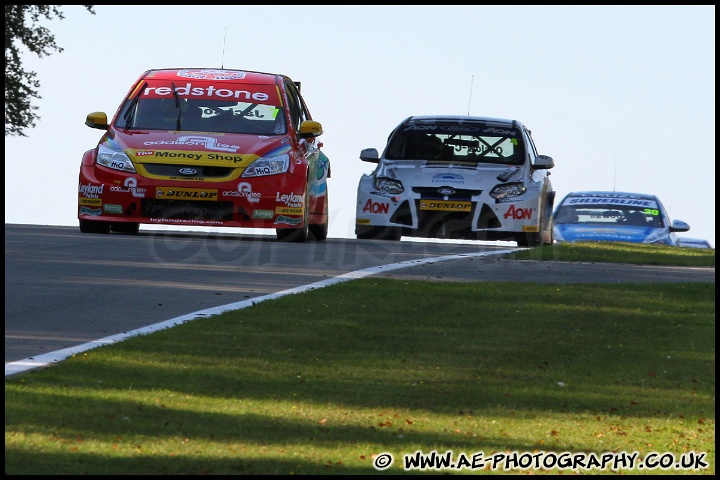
385,124,525,165
523,128,538,164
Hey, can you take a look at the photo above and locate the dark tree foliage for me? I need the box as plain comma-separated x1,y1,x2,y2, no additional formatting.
5,5,95,137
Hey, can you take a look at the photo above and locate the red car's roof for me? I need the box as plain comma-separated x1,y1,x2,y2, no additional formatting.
141,68,282,85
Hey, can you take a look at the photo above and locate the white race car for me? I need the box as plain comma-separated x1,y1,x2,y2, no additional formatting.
355,115,556,246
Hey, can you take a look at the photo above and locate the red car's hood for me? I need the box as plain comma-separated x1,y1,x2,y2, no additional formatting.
104,129,291,168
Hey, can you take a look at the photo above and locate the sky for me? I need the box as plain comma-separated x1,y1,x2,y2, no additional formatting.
5,5,716,247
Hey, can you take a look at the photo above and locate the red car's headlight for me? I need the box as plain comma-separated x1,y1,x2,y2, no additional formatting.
96,144,136,173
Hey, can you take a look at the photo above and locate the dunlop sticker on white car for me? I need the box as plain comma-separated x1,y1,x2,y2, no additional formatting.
419,200,472,212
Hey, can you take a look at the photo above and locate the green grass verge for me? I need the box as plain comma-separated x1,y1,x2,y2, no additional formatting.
507,241,715,266
5,243,715,474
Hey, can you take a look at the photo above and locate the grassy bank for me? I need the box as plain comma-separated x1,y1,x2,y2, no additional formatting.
5,243,715,474
508,241,715,266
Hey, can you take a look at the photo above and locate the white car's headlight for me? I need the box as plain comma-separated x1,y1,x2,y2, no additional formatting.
374,176,404,194
490,182,526,200
242,153,290,177
96,144,136,173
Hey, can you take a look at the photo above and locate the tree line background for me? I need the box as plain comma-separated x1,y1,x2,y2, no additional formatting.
5,5,95,137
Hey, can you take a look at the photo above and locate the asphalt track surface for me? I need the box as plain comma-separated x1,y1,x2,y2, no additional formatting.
5,224,715,376
375,256,716,284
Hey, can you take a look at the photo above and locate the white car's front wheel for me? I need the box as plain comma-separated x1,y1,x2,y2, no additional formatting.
516,231,542,247
356,225,401,241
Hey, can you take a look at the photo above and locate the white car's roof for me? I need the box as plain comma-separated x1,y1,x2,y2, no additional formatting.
405,115,522,126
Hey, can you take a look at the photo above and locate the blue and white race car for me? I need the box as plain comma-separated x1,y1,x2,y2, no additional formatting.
552,191,690,245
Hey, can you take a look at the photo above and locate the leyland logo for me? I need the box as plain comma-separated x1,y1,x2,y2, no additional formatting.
78,182,104,198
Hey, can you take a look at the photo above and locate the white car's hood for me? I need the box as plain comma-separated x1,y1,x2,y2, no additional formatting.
378,160,523,192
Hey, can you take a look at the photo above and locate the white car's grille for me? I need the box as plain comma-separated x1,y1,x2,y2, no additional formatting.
411,187,482,198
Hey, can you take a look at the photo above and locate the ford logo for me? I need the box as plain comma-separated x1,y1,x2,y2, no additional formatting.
179,168,198,176
438,187,455,196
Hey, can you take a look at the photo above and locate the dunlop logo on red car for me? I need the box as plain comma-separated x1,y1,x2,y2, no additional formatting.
79,198,102,207
155,187,218,201
275,206,303,215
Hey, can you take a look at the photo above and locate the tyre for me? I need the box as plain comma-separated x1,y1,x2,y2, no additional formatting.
542,225,554,245
356,226,401,241
276,222,309,242
541,194,555,245
110,222,140,235
309,195,329,241
79,220,111,234
516,232,542,247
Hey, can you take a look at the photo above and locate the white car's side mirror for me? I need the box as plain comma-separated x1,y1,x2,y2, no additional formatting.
360,148,380,163
534,154,554,170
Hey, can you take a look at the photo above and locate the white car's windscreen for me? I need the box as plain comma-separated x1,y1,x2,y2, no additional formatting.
385,128,524,165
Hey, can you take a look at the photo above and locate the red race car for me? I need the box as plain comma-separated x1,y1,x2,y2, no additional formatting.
78,68,330,242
